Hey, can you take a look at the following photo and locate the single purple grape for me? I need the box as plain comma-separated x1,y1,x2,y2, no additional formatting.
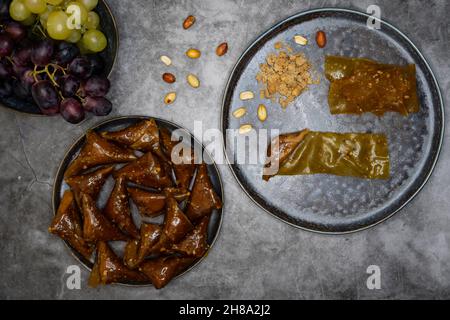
61,74,80,97
54,42,80,66
68,56,92,79
12,46,32,66
84,75,110,97
0,34,14,57
31,39,54,66
82,96,112,116
5,21,27,42
60,98,85,124
20,69,36,92
87,54,104,75
31,80,60,115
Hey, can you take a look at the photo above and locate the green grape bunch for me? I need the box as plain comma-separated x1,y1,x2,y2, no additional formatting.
9,0,107,53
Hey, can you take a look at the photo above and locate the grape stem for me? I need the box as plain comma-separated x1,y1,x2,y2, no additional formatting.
48,63,67,76
57,90,65,101
5,56,14,66
31,64,67,88
32,23,48,40
77,94,85,102
32,65,40,83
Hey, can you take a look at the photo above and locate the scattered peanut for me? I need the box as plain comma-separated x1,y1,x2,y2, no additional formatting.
183,15,196,29
160,55,172,66
316,30,327,48
239,124,253,134
186,48,201,59
164,92,177,105
187,74,200,88
257,104,267,122
232,107,247,118
294,35,308,46
216,42,228,56
162,73,176,83
239,91,254,101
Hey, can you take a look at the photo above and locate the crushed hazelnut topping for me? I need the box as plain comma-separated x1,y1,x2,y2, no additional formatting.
256,50,316,109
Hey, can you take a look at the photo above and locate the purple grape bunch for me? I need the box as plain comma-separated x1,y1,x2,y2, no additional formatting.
0,16,112,124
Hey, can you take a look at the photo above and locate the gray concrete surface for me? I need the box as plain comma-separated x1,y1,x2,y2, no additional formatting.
0,0,449,299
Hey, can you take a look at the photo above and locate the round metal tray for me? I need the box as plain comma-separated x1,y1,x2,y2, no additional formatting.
52,116,224,286
221,8,444,233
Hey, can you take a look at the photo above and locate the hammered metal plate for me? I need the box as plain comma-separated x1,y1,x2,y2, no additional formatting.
221,8,444,233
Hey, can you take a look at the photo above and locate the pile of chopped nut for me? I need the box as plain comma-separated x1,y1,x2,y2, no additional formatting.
256,50,314,109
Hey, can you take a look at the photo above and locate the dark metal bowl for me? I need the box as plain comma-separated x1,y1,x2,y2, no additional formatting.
52,116,224,287
0,0,118,115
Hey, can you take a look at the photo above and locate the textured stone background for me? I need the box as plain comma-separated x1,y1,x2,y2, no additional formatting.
0,0,449,299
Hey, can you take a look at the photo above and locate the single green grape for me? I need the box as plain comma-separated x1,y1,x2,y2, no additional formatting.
9,0,32,21
46,0,64,5
47,10,72,40
65,1,88,25
66,29,82,43
77,0,97,11
85,11,99,29
24,0,47,14
82,29,107,52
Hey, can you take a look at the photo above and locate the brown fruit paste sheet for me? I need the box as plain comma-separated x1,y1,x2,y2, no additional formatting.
325,56,419,116
264,129,390,180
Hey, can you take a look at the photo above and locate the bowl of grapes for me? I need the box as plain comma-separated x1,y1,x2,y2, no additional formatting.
0,0,118,123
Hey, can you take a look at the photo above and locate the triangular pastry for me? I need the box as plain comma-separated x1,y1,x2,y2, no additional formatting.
114,151,173,189
65,131,136,178
186,164,222,221
88,241,148,287
138,256,195,289
65,165,114,207
123,223,162,269
160,127,196,189
103,176,139,239
81,193,128,242
101,119,165,158
171,216,209,258
128,187,190,217
49,191,94,260
162,196,193,244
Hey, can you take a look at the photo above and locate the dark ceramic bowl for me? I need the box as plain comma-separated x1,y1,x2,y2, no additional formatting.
0,0,118,115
